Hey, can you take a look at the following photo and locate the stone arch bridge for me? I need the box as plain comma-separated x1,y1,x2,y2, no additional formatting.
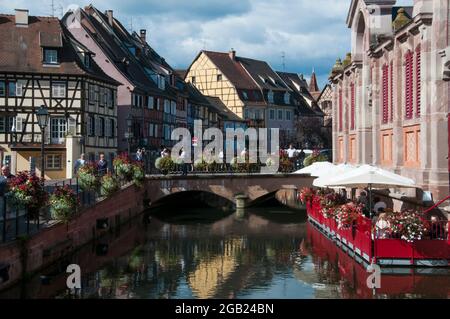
144,173,314,208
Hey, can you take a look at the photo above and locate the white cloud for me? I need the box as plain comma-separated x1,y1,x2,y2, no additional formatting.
1,0,414,87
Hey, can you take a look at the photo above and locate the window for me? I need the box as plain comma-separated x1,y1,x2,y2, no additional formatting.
244,109,249,119
149,123,154,137
44,49,58,64
242,91,248,100
284,92,290,104
106,89,113,108
109,119,115,137
350,83,355,130
191,76,196,84
268,90,274,104
171,101,176,115
88,115,95,136
405,50,414,119
277,109,283,120
46,154,62,170
390,61,394,121
0,117,15,133
89,84,96,103
84,54,91,68
147,96,154,109
99,117,105,137
382,65,389,124
0,117,5,133
50,118,67,144
157,75,166,90
217,74,222,81
164,100,170,113
286,110,291,121
0,81,4,96
8,82,15,97
416,46,421,117
269,109,275,120
52,82,66,98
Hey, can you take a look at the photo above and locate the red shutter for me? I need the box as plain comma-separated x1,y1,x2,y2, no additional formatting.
405,51,413,119
350,83,355,130
416,47,421,117
390,61,394,122
339,89,343,131
382,64,389,124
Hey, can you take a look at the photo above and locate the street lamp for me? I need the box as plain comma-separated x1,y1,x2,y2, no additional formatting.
126,114,133,155
36,106,49,181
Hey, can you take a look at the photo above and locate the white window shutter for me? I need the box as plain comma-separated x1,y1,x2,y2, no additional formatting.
68,117,76,134
15,117,23,132
16,83,23,97
44,125,51,144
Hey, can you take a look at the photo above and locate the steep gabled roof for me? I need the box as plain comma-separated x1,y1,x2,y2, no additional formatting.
309,71,320,93
276,71,315,101
202,50,259,90
238,57,288,91
0,13,117,85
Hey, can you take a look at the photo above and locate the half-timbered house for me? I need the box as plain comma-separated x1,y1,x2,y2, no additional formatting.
0,10,119,179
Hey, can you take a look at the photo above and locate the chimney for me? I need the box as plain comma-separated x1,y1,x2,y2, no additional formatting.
106,10,113,26
140,29,146,43
15,9,29,27
229,49,236,61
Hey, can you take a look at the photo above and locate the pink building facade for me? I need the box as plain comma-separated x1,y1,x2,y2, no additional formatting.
331,0,450,206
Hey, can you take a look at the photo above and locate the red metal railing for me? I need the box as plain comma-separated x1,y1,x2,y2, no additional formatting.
423,195,450,214
306,198,450,265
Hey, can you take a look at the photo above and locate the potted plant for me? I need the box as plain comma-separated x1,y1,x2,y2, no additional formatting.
100,174,120,198
6,172,48,219
49,185,78,223
132,162,145,187
386,210,428,242
158,157,175,175
113,153,133,182
335,202,363,230
77,163,99,191
299,187,316,205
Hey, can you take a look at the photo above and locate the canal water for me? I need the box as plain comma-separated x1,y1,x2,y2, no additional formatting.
1,205,449,299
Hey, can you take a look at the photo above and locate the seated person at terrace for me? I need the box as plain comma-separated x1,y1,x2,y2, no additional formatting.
373,197,387,215
375,213,390,239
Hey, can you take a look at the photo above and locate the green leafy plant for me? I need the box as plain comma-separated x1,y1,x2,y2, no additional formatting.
49,185,78,223
100,174,120,198
158,157,175,174
113,153,133,182
132,163,145,187
77,163,99,191
303,150,328,167
6,172,48,218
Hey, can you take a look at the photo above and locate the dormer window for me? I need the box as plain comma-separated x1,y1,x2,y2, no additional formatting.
44,48,58,64
284,92,290,104
84,54,91,69
268,90,274,104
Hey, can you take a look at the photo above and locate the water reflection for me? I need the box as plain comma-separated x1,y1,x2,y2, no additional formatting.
0,207,448,299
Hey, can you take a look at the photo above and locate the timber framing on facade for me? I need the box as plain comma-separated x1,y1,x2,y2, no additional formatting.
0,10,119,179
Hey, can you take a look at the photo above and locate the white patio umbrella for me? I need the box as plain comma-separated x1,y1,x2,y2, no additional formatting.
312,163,355,188
293,161,335,176
322,164,417,217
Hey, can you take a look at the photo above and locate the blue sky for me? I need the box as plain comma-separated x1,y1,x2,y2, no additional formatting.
0,0,413,88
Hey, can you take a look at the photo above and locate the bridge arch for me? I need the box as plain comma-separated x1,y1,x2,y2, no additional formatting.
144,174,314,208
